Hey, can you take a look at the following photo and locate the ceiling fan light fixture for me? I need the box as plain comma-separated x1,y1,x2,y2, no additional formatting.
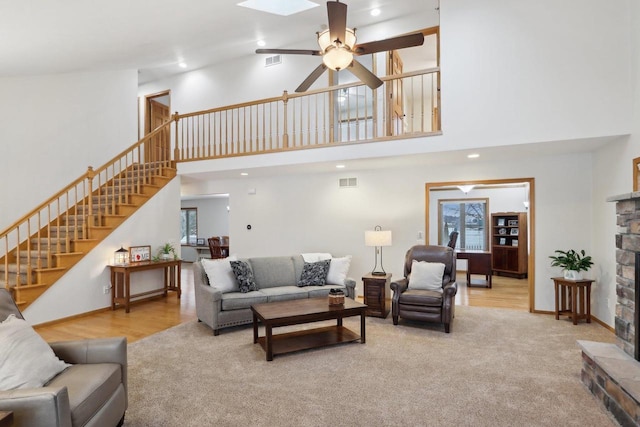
317,28,356,70
322,47,353,70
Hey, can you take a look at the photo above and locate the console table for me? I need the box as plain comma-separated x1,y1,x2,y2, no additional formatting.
109,260,181,313
552,277,593,325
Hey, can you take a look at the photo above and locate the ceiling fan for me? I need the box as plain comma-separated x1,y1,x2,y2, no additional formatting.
256,0,425,93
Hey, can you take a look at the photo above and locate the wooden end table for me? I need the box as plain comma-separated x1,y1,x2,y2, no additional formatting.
251,297,367,361
0,411,13,427
362,273,391,318
552,277,594,325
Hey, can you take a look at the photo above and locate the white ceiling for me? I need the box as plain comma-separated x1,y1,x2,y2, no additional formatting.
0,0,439,84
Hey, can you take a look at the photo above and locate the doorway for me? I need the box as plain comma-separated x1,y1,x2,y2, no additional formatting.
425,178,535,312
144,90,171,163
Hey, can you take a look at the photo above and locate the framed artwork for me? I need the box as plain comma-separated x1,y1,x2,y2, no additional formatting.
512,239,519,247
497,218,505,226
510,228,519,236
499,238,506,245
129,245,151,263
508,220,518,227
197,238,205,246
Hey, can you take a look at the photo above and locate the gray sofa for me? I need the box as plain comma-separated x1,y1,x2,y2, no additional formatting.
0,289,127,427
194,255,356,335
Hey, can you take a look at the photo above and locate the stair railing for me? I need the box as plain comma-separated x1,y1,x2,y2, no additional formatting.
0,122,173,298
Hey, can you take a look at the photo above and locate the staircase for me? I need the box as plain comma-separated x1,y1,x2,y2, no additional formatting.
0,159,176,309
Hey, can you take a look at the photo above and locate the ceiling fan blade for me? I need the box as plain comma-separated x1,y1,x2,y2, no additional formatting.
327,1,347,44
295,63,328,93
347,59,383,90
256,48,321,56
353,32,425,55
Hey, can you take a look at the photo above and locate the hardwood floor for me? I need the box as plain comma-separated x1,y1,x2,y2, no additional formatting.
456,273,529,310
35,264,528,343
35,264,197,343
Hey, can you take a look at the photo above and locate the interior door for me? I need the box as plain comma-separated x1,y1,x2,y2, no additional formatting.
149,99,170,162
144,92,170,163
386,50,404,136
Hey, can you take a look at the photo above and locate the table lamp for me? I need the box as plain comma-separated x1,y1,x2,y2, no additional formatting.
365,225,392,276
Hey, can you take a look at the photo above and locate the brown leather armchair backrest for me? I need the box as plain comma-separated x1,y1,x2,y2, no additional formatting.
403,245,456,286
0,289,24,321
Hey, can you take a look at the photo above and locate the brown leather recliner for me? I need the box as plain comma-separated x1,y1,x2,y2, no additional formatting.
390,245,458,333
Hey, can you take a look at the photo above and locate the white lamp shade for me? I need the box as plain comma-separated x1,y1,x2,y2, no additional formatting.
365,230,392,247
322,47,353,70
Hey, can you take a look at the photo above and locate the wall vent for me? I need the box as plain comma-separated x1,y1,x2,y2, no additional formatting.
339,177,358,188
265,55,282,67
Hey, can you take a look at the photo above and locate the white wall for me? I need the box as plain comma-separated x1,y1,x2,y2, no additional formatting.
184,150,595,313
587,0,640,327
142,0,634,328
0,70,138,230
24,178,182,325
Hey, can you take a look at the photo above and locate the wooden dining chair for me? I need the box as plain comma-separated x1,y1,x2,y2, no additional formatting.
208,237,224,259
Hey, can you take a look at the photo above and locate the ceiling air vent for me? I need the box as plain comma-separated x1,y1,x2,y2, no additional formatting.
265,55,282,67
339,177,358,188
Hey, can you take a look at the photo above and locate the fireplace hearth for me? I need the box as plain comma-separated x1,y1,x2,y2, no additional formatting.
579,192,640,426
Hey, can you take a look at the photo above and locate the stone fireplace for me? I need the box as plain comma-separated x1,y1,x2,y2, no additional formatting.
576,192,640,427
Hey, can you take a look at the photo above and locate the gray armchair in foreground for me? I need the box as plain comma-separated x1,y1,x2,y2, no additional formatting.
390,245,458,333
0,289,127,427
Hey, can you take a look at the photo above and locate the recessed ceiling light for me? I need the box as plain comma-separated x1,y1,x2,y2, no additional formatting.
257,40,266,47
467,153,480,159
370,8,381,17
241,172,249,176
336,164,346,169
178,62,187,68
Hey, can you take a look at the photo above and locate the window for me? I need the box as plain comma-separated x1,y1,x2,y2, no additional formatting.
181,208,197,245
438,199,488,250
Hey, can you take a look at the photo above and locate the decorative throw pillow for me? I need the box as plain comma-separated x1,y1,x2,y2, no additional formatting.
408,260,445,292
0,315,70,390
201,255,238,293
230,260,258,293
298,259,331,287
326,255,352,286
301,253,332,262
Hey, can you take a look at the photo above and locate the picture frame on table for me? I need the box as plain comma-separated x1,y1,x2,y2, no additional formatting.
510,228,519,236
499,238,506,245
129,245,151,263
197,238,205,246
497,218,505,226
508,220,518,227
512,239,519,247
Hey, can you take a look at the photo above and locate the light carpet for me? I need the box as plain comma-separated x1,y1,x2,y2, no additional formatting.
124,306,618,427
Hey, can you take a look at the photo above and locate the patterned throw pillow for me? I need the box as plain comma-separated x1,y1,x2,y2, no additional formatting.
297,259,331,287
230,260,258,293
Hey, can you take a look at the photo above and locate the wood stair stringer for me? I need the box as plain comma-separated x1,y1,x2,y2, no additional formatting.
8,167,177,310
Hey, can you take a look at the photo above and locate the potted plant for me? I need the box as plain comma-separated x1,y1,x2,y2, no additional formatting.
158,242,176,260
549,249,593,280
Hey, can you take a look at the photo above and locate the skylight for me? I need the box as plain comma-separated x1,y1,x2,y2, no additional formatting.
237,0,319,16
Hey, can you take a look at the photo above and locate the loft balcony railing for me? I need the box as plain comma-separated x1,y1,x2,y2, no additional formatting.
173,67,440,161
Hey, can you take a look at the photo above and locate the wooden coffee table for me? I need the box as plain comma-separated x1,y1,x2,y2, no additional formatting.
251,297,367,361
